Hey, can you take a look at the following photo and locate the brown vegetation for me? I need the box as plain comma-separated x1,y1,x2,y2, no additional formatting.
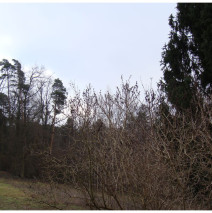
34,79,212,210
0,61,211,210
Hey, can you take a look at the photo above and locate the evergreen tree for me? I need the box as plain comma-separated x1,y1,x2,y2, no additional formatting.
51,78,67,112
161,4,212,198
0,59,16,122
161,3,212,110
50,78,67,154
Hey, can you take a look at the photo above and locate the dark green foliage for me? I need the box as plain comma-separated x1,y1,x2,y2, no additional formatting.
51,78,67,109
177,4,212,91
161,3,212,110
12,59,25,89
0,59,12,73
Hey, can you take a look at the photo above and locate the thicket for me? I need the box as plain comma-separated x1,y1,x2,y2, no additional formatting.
0,3,211,210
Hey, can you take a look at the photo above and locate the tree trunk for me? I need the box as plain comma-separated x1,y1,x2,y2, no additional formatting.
49,103,56,155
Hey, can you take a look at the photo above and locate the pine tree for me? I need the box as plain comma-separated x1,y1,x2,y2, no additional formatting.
49,78,67,154
161,3,212,110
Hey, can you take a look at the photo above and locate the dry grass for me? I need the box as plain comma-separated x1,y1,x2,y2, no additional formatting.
0,171,86,210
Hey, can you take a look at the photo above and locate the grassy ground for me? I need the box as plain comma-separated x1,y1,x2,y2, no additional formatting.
0,178,51,210
0,172,86,210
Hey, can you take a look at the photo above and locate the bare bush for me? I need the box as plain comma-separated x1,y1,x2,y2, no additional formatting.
38,79,212,210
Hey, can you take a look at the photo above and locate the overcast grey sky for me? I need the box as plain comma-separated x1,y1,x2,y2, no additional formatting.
0,3,176,92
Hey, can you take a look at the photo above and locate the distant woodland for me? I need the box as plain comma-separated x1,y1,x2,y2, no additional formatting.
0,3,212,210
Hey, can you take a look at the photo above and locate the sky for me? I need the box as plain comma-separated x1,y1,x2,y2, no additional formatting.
0,3,176,93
